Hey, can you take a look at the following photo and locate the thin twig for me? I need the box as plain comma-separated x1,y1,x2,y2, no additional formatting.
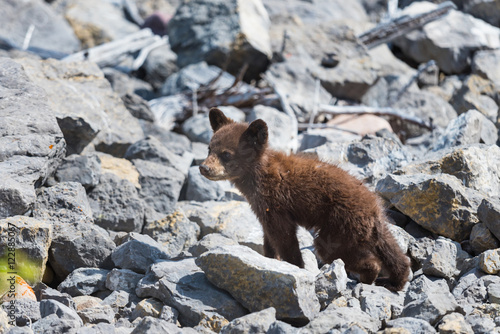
22,24,35,51
308,78,321,130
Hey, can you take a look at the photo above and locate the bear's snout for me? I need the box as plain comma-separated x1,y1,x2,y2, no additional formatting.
199,164,210,176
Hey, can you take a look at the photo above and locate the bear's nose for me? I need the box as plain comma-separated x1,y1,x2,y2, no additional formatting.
199,164,210,175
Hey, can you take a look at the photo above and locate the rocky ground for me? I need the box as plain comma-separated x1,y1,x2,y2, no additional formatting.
1,0,500,333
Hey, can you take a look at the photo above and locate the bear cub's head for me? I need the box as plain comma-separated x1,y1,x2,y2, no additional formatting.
200,108,268,182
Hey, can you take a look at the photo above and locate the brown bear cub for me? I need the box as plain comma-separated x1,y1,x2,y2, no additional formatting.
200,108,410,291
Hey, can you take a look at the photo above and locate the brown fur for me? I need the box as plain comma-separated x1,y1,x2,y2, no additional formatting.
200,108,410,291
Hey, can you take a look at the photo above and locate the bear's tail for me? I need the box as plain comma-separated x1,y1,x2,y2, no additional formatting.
374,224,411,292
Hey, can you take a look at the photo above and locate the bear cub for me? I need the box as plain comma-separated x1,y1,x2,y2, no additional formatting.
200,108,410,291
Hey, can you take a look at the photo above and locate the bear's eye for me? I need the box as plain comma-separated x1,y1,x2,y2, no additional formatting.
220,151,232,162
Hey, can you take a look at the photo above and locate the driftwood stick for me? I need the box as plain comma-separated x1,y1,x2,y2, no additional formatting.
132,36,168,70
298,123,361,135
318,104,433,130
358,1,456,49
62,29,160,67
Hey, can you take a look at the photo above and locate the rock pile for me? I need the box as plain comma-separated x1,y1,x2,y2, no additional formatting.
1,0,500,333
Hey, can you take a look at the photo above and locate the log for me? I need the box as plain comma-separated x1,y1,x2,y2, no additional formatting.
358,1,456,49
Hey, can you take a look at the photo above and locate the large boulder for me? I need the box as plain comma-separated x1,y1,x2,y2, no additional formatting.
168,0,272,81
0,58,66,218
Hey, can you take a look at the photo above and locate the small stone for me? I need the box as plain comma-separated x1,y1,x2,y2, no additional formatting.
73,296,102,312
479,248,500,274
55,154,101,189
220,307,276,334
385,317,437,333
77,305,115,325
188,233,239,257
131,298,165,321
58,268,110,297
315,259,348,309
488,283,500,304
437,312,473,334
160,305,179,324
422,237,461,279
101,290,130,314
105,269,144,293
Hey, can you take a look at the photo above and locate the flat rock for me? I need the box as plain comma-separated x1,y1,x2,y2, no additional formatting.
0,58,66,218
87,173,145,233
16,58,143,156
196,245,320,323
57,268,110,297
54,154,101,189
168,0,271,81
136,258,247,327
0,216,52,284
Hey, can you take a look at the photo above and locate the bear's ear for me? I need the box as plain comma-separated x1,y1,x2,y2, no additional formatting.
241,119,268,148
209,107,233,132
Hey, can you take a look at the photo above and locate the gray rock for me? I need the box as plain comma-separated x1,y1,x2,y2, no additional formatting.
451,269,500,311
315,259,348,310
49,221,115,280
466,313,496,334
77,305,115,325
479,198,500,241
130,316,196,334
40,299,83,326
58,268,110,297
0,0,80,55
40,287,76,309
479,248,500,275
401,275,461,325
130,298,164,320
421,237,463,279
148,94,191,131
142,208,200,258
141,43,178,91
138,124,193,159
300,129,361,151
192,142,209,166
31,314,82,334
432,109,498,151
470,223,500,255
55,154,102,189
101,290,131,315
266,320,300,334
181,114,213,145
75,323,126,334
196,245,320,322
111,233,172,274
87,173,145,233
247,106,294,153
124,136,193,175
136,258,247,327
385,317,437,334
34,182,93,224
220,307,276,334
0,58,66,218
437,312,473,334
393,2,500,74
160,305,179,324
133,159,185,215
0,216,52,283
354,284,405,322
299,304,380,333
488,283,500,304
188,233,239,257
472,49,500,87
121,93,156,122
168,0,271,81
376,173,481,242
1,298,40,327
185,166,227,202
55,0,139,48
102,67,154,101
106,269,144,294
16,58,143,157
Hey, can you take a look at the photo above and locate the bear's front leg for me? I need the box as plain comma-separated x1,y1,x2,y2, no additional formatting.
263,234,276,259
264,218,304,268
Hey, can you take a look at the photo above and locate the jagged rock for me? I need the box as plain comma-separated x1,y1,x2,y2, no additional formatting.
185,166,228,202
470,223,500,255
0,0,80,55
103,67,155,101
58,268,110,297
48,222,115,280
139,125,193,158
160,305,180,324
96,153,141,189
394,1,500,74
0,58,66,218
300,129,361,151
376,173,481,242
1,298,40,326
131,316,198,334
136,258,247,327
168,0,271,81
101,290,130,315
450,75,499,123
452,269,500,312
148,94,191,131
87,173,145,233
478,198,500,241
40,287,76,309
421,237,464,279
40,299,83,327
0,217,52,284
247,106,294,153
472,49,500,87
141,44,178,91
220,307,276,334
196,245,320,323
125,136,193,175
188,233,239,257
55,0,139,48
465,313,496,334
133,159,185,215
401,275,461,325
299,304,380,333
432,109,498,151
353,284,405,322
142,208,200,258
131,298,164,320
111,233,172,274
266,320,300,334
54,154,102,189
121,93,156,122
34,182,93,224
16,58,143,156
181,114,213,145
488,283,500,304
77,305,115,325
385,317,437,334
479,248,500,274
31,313,81,334
106,269,144,294
315,259,348,310
437,312,473,334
